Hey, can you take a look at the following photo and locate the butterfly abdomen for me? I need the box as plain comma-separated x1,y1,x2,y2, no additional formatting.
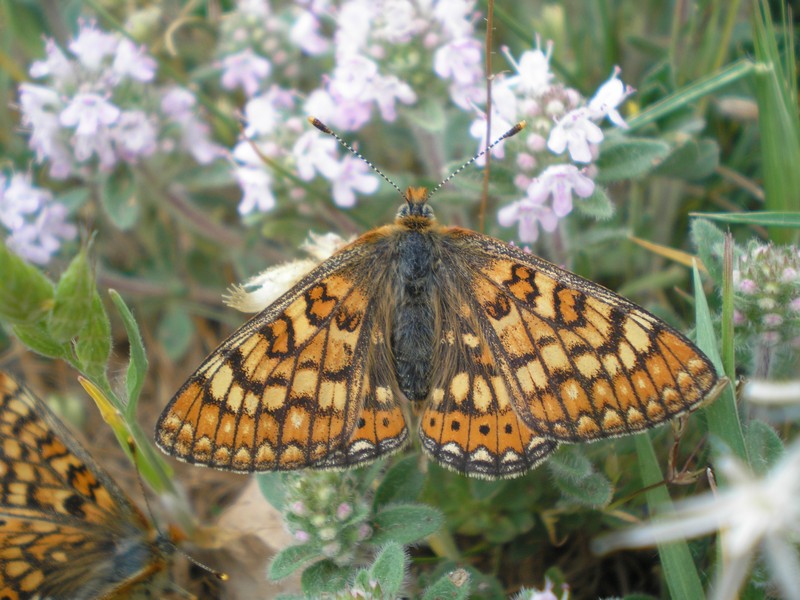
391,229,436,402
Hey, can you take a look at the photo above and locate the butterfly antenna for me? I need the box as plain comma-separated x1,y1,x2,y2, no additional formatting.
428,120,527,199
126,437,229,582
308,117,408,202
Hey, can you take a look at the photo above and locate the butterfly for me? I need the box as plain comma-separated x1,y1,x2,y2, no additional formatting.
0,371,176,599
155,120,720,480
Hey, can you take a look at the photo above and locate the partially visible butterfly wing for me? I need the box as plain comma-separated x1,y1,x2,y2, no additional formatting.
0,372,168,600
446,230,719,442
418,285,558,479
156,232,409,472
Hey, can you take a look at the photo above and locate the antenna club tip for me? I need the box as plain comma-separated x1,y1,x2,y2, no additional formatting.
308,116,332,134
511,120,527,135
217,572,230,582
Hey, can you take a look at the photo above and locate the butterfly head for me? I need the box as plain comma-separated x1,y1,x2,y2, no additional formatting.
397,187,435,224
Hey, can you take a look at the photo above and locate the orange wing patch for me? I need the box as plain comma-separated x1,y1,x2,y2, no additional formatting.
0,372,171,599
458,234,719,443
156,244,409,472
420,313,557,478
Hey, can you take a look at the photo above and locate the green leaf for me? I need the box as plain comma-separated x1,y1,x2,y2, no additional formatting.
745,420,784,476
421,568,472,600
548,446,612,507
574,186,615,220
109,290,148,416
547,445,594,481
653,138,720,180
0,242,54,324
48,248,94,342
373,455,425,508
634,433,706,599
370,503,443,546
368,542,406,597
102,168,139,230
11,323,69,359
256,472,286,511
300,560,352,596
553,471,613,508
595,137,671,182
55,187,91,212
156,305,194,361
74,292,111,381
268,543,322,580
690,211,800,228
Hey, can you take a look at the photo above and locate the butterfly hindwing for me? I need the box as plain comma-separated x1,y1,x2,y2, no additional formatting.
156,232,409,472
447,230,719,443
0,372,169,600
420,293,558,478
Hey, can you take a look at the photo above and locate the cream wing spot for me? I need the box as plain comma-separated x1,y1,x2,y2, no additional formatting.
209,364,233,401
450,373,470,405
623,318,651,352
225,384,244,412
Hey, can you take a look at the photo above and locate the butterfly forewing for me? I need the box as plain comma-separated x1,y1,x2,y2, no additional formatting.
0,372,170,599
156,231,409,473
449,230,718,442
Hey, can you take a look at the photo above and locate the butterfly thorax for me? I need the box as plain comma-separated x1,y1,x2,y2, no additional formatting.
391,187,438,402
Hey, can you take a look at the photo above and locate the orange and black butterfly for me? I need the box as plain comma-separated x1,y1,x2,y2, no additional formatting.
0,371,175,599
155,121,720,480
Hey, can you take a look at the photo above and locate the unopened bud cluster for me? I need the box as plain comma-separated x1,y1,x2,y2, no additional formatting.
282,471,372,565
733,241,800,377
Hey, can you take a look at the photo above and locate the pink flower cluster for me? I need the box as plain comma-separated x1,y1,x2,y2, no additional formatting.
19,21,222,181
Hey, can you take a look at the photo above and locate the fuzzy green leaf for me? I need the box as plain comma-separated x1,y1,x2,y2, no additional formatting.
48,248,94,342
11,323,69,360
300,560,352,596
690,218,727,283
269,543,322,580
373,455,425,508
745,420,784,476
368,542,406,597
547,445,594,480
102,169,139,230
369,503,443,546
256,472,286,511
548,446,612,507
575,186,615,220
0,243,54,324
653,138,720,180
595,137,671,182
74,292,111,381
421,568,472,600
